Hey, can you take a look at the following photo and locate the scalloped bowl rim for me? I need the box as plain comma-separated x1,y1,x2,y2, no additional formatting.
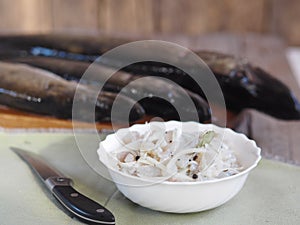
98,121,261,186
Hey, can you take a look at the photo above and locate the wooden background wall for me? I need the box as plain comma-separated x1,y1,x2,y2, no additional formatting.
0,0,299,45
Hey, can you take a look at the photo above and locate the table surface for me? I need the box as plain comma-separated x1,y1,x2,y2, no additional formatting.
1,131,299,225
0,33,299,166
1,34,300,224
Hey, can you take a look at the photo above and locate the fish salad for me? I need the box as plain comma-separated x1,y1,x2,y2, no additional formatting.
111,126,243,182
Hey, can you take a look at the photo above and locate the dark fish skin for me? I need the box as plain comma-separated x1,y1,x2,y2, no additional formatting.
0,34,116,50
0,34,124,59
5,57,211,122
195,51,300,120
1,34,299,120
106,55,300,120
117,55,300,120
0,62,145,122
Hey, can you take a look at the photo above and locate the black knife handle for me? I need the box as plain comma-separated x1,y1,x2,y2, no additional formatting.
52,185,115,224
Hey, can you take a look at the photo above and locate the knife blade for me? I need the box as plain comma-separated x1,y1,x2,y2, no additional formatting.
10,147,115,225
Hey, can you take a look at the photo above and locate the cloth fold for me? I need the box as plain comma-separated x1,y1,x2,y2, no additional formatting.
233,109,300,165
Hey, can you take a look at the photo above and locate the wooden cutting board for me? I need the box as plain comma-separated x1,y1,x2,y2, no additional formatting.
0,105,236,130
0,106,113,130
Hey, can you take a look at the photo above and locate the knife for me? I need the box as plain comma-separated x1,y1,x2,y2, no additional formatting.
10,147,115,225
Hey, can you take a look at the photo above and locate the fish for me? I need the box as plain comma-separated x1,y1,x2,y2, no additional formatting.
5,56,211,122
196,51,300,120
1,34,299,120
96,53,300,120
0,61,145,122
118,52,300,120
122,52,300,120
0,34,123,60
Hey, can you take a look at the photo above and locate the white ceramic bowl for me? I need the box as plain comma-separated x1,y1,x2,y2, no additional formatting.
98,121,261,213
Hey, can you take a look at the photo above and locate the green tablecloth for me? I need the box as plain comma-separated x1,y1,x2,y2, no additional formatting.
0,131,299,225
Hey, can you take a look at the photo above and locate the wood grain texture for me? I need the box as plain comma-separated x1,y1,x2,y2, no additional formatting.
149,0,268,35
272,0,300,45
182,0,227,34
223,0,267,33
0,0,299,44
97,0,109,32
159,0,185,33
0,0,52,33
52,0,99,32
0,107,113,130
134,0,155,34
98,0,155,35
104,0,138,33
